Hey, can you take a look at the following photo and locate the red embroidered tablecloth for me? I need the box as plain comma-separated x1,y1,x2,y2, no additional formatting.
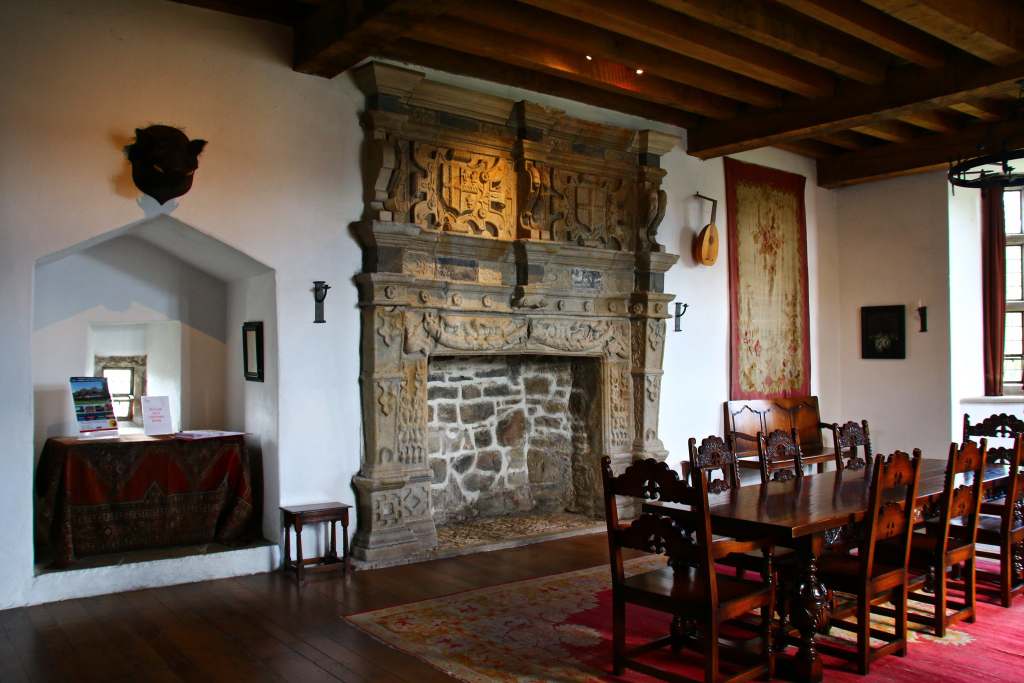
36,434,255,565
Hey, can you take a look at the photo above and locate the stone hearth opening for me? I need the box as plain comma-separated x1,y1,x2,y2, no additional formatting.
426,355,602,547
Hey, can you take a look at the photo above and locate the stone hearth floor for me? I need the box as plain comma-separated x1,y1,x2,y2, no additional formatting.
435,512,602,553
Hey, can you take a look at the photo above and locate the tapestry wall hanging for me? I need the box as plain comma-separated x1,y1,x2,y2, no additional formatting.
725,158,811,399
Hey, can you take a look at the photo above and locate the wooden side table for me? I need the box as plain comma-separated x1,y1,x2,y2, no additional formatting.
280,501,351,583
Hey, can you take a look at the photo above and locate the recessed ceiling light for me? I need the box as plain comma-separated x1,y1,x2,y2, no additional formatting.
635,68,644,75
585,55,593,61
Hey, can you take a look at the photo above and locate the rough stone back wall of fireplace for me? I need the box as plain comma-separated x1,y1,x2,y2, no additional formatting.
426,356,599,526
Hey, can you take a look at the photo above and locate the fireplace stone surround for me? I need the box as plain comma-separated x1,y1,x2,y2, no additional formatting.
351,61,679,563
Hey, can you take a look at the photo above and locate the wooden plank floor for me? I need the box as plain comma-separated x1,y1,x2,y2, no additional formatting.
0,533,616,682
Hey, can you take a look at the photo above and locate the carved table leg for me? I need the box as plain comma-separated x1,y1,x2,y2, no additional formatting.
788,535,828,682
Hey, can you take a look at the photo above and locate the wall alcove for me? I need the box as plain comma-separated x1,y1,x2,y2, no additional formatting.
31,214,281,570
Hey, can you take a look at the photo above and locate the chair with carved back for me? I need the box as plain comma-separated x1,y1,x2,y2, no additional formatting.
959,435,1024,607
686,435,741,494
602,457,775,682
829,420,872,472
964,413,1024,466
687,436,784,582
900,440,987,637
756,428,805,484
817,450,923,675
964,412,1023,506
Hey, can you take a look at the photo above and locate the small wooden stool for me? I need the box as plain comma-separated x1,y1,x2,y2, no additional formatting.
280,501,351,583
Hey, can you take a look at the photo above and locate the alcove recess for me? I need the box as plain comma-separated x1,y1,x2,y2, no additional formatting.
350,61,679,564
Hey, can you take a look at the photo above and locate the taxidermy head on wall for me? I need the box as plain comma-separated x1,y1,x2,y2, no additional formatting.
125,125,206,205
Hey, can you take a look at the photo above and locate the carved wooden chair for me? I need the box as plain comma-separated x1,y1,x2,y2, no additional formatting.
686,435,741,494
686,436,787,582
602,457,775,683
964,413,1023,503
900,440,987,637
963,412,1024,466
817,450,923,675
829,420,872,472
964,435,1024,607
756,428,805,484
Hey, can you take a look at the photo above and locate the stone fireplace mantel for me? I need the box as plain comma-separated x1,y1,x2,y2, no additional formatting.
351,61,679,563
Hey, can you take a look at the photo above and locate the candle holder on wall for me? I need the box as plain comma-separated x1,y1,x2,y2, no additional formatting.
674,302,689,332
313,281,331,324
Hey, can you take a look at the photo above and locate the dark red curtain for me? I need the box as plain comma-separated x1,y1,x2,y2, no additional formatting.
982,187,1006,395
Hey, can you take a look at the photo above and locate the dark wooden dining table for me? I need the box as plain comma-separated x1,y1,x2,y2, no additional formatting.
644,458,1010,683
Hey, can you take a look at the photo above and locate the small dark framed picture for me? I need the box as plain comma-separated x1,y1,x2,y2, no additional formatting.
242,321,264,382
861,306,905,359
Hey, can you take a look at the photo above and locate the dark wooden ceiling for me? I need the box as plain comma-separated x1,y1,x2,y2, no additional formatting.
174,0,1024,188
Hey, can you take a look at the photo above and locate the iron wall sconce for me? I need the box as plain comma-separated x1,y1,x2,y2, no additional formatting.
674,302,689,332
313,281,331,323
917,302,928,333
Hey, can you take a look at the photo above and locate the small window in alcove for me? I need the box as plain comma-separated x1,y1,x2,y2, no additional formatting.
94,356,147,425
102,367,136,419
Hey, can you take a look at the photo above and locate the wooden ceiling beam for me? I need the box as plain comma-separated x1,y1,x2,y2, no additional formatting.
450,1,784,108
852,119,921,143
294,0,463,78
379,40,700,129
816,130,879,151
950,97,1014,122
411,18,739,119
687,56,1024,158
775,140,843,159
651,0,888,84
865,0,1024,65
818,118,1024,188
777,0,947,68
516,0,837,98
897,107,964,133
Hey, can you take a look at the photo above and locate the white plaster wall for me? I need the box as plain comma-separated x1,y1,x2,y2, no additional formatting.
144,321,184,432
226,271,280,541
835,172,952,458
90,324,147,358
948,186,984,438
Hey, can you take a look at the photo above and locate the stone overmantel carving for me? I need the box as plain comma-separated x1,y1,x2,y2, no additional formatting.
351,62,679,563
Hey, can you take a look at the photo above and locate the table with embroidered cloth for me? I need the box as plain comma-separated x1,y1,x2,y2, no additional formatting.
36,433,255,566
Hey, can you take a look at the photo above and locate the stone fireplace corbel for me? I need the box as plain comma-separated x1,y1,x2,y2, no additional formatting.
350,61,679,563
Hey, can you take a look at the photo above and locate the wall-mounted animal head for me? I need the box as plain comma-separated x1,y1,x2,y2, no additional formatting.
126,125,206,204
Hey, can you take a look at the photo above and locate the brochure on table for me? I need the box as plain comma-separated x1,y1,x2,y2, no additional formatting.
142,395,174,436
69,376,118,437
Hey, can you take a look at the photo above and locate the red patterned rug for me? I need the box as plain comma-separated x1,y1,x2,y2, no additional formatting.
347,557,1024,682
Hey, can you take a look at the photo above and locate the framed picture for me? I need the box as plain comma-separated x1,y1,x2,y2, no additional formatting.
861,306,905,359
242,321,264,382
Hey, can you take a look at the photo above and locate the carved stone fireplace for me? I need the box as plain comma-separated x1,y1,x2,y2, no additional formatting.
351,61,679,563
